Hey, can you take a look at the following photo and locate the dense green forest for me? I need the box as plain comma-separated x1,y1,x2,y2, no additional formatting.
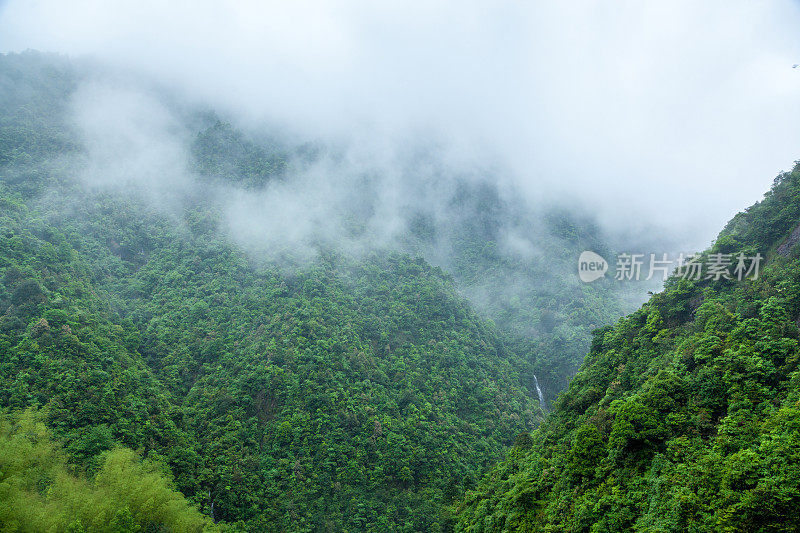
454,165,800,531
0,51,637,531
10,47,798,533
0,408,220,532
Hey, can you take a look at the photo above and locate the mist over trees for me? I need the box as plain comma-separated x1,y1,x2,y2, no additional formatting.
2,2,800,531
0,52,637,529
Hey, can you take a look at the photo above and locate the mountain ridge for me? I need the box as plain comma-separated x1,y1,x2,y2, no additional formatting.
454,163,800,532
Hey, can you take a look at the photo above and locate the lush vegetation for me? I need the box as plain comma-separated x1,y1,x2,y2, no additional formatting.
454,164,800,531
0,144,535,530
430,190,630,396
11,48,785,533
0,408,218,532
2,51,612,531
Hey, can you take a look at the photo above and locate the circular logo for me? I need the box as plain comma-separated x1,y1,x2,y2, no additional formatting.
578,251,608,283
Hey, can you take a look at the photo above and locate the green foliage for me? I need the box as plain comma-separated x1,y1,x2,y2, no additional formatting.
0,50,681,532
428,187,631,396
0,181,540,530
191,120,288,188
0,51,562,530
0,408,218,532
455,163,800,532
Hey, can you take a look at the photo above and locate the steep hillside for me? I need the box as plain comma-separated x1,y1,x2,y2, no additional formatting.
455,164,800,531
0,51,640,531
0,51,540,531
0,153,538,531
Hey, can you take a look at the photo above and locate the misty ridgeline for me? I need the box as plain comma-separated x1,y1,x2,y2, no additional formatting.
0,50,661,531
8,45,800,533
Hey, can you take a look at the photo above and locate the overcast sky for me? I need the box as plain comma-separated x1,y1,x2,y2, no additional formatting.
1,0,800,250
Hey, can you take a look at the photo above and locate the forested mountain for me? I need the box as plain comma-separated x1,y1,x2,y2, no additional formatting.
9,47,800,533
0,51,637,531
0,179,534,530
454,165,800,531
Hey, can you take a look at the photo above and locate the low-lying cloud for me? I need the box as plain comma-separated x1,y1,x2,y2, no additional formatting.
2,0,800,251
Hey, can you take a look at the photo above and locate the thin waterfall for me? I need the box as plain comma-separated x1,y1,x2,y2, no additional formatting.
533,374,546,411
